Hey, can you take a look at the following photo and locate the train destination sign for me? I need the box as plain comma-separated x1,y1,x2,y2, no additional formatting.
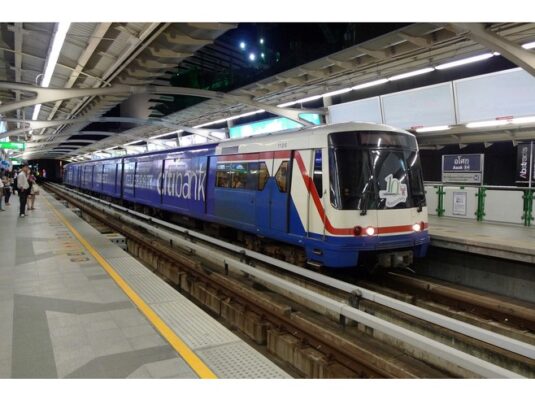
442,154,484,184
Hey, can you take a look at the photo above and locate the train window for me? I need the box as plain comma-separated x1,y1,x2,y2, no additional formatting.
313,149,322,197
230,164,247,189
245,162,259,190
275,161,289,193
216,164,230,188
258,162,269,191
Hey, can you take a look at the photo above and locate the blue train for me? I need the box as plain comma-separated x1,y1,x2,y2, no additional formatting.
64,122,430,268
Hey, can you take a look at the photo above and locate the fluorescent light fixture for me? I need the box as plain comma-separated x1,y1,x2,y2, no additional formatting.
352,78,389,90
389,67,434,81
415,125,451,133
512,116,535,124
249,53,256,61
31,22,70,121
435,53,494,70
277,101,297,108
149,130,183,140
323,87,352,97
124,140,143,146
466,120,510,128
105,147,117,151
522,41,535,49
297,95,322,103
239,41,246,50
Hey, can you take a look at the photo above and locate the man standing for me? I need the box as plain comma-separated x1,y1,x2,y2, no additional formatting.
17,164,30,217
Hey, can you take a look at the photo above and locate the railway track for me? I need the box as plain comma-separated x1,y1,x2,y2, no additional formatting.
45,183,535,378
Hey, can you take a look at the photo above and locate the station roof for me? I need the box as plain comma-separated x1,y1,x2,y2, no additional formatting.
1,22,535,160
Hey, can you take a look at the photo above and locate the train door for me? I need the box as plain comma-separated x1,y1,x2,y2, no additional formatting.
269,153,292,232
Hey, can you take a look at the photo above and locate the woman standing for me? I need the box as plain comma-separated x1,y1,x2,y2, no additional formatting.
28,170,37,211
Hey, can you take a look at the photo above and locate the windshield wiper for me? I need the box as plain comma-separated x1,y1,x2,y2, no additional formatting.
359,181,374,216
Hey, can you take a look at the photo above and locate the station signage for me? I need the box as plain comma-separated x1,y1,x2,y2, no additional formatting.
516,142,535,184
0,142,25,150
441,154,484,184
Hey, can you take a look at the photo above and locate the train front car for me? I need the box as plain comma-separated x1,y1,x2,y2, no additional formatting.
299,123,429,269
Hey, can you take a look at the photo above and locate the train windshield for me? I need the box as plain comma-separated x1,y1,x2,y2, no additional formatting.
329,131,425,211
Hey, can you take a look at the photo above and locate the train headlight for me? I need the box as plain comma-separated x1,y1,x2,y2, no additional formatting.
353,226,362,236
412,223,422,232
365,226,375,236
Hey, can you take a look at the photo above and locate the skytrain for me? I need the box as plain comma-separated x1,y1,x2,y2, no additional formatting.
64,122,429,269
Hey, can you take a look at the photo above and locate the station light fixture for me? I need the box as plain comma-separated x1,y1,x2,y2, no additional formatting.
435,53,494,70
260,52,265,59
415,125,451,133
249,53,256,61
259,38,264,45
522,41,535,49
389,67,435,81
32,22,71,121
351,78,389,91
239,41,246,50
512,116,535,124
323,87,352,98
466,119,510,128
297,94,323,103
124,140,143,146
277,101,298,108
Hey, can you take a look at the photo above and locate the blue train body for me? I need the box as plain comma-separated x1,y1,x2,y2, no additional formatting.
64,122,430,268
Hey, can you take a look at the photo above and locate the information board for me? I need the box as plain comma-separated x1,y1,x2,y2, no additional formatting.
442,154,484,184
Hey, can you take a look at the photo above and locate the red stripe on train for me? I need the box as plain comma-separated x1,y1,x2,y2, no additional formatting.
294,151,427,237
218,150,291,162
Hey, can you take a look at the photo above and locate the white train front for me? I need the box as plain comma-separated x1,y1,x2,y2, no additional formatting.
64,122,430,269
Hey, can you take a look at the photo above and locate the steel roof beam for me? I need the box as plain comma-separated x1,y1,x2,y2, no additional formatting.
450,23,535,77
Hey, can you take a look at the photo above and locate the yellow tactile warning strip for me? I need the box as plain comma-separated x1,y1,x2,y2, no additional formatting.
42,195,217,379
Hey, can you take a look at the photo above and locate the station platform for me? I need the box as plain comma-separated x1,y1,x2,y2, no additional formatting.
0,190,290,379
428,215,535,264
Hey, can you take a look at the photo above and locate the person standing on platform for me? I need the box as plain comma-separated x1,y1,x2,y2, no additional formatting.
13,169,18,196
3,173,12,205
17,164,30,217
28,171,38,210
0,175,4,211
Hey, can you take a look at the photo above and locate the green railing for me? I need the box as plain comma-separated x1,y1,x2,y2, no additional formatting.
427,184,534,227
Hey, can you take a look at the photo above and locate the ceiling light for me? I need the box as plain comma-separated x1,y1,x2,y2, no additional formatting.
466,120,510,128
259,38,264,45
31,22,70,121
522,41,535,50
415,125,451,133
124,140,143,146
352,78,389,90
435,53,494,70
249,53,256,61
260,52,265,59
323,88,352,97
239,41,246,50
389,67,435,81
297,95,322,103
512,116,535,124
277,101,297,108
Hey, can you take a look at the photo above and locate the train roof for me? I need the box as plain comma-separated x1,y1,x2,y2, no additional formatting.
66,122,413,166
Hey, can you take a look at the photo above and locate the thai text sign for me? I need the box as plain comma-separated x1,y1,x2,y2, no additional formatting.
442,154,484,184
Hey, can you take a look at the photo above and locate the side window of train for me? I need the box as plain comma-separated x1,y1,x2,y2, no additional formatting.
216,164,229,188
245,162,259,190
258,162,269,191
230,163,248,189
275,161,289,193
313,149,322,197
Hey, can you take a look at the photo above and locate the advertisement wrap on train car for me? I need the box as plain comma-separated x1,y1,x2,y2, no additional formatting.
160,153,208,216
